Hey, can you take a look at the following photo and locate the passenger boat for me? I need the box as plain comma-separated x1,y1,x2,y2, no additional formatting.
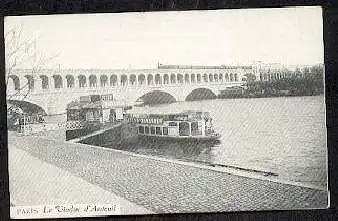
125,111,221,141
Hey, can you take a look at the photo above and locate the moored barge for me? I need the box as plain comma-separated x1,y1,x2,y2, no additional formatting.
125,111,220,141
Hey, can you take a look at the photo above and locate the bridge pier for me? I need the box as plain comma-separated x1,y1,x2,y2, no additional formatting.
8,83,245,115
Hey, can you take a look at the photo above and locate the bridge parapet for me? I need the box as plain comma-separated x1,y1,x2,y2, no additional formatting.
7,69,248,94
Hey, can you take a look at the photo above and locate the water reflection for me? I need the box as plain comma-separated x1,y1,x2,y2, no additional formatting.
105,96,327,188
114,137,220,163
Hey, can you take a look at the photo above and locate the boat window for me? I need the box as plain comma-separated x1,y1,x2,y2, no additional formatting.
191,122,202,136
150,126,155,134
67,110,80,121
163,127,168,135
156,127,162,135
138,126,144,134
86,111,95,122
145,126,150,134
168,122,177,126
179,122,190,136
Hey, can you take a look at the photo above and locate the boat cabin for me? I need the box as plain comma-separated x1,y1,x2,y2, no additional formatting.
125,111,219,139
66,95,124,124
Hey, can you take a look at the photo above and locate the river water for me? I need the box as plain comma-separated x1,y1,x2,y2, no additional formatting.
110,96,327,189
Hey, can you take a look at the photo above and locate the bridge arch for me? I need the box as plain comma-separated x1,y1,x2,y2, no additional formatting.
208,73,214,82
184,74,190,84
177,74,183,84
78,75,87,88
225,74,229,82
170,74,176,84
137,90,176,105
24,75,34,90
230,73,234,82
191,74,196,83
40,75,49,89
214,74,219,82
130,74,136,86
138,74,145,86
219,73,223,82
66,75,75,88
89,75,97,87
197,74,201,83
147,74,154,85
110,75,117,86
163,74,169,84
121,74,128,86
52,75,63,89
8,75,20,91
185,88,217,101
7,99,47,115
100,75,108,87
155,74,161,85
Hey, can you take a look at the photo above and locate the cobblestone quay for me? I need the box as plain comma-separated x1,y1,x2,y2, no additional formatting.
9,134,328,213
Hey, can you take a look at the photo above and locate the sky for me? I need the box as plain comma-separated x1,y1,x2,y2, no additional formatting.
5,7,324,69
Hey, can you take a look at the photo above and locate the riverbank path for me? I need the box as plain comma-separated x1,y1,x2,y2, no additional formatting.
9,143,151,218
8,132,328,213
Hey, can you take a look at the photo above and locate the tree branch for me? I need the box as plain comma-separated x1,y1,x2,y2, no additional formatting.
5,24,57,105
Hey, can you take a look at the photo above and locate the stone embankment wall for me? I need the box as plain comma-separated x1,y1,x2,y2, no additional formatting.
79,123,138,147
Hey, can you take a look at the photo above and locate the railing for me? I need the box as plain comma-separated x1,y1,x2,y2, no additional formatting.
18,120,85,135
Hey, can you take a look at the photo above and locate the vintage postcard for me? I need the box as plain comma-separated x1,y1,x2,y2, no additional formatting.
5,7,328,219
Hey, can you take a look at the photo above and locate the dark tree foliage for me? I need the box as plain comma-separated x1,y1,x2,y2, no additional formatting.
245,65,324,97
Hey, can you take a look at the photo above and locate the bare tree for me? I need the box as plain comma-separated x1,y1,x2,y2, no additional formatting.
5,24,57,100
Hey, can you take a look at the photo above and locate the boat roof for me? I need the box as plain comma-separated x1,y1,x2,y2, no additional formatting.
126,109,209,117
